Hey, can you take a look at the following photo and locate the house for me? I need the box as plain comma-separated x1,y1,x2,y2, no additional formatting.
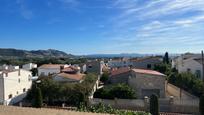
0,68,32,105
22,63,37,71
0,65,19,70
107,57,162,70
86,60,104,75
131,57,162,69
109,67,166,98
172,54,204,80
53,66,85,83
38,64,66,76
108,58,132,68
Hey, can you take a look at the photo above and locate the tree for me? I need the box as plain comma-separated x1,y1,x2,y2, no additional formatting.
100,72,109,83
32,87,43,108
163,52,169,64
150,94,159,115
31,68,38,76
200,95,204,115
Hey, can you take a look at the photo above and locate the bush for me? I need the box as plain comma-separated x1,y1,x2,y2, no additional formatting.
94,84,137,99
150,94,159,115
200,95,204,115
32,87,43,108
100,72,109,83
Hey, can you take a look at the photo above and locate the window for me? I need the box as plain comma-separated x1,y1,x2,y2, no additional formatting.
18,78,20,83
23,88,26,92
147,64,152,69
16,91,19,95
195,70,201,79
28,75,31,81
8,94,12,99
187,68,191,72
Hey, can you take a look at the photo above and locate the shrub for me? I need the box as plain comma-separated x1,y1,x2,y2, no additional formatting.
150,94,159,115
100,72,109,83
32,87,43,108
94,84,137,99
200,95,204,115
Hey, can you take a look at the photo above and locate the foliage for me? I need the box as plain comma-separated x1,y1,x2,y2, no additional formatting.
32,87,43,108
100,71,109,83
31,68,38,76
78,103,150,115
94,84,137,99
168,72,204,97
27,74,97,107
163,52,169,64
154,63,171,76
150,94,159,115
200,95,204,115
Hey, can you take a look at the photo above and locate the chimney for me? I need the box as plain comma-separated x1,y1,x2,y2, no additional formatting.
202,50,204,82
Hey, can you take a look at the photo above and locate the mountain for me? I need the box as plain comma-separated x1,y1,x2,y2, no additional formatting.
0,48,75,58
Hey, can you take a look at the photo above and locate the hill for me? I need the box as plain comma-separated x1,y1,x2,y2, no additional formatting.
0,48,75,58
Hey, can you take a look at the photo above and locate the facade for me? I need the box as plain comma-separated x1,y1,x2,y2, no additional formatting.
108,57,162,70
38,64,65,76
22,63,37,71
109,68,166,98
0,69,32,105
131,57,162,69
172,54,203,80
86,60,104,75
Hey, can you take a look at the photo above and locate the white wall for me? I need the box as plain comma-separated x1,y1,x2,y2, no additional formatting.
38,68,61,76
1,69,32,105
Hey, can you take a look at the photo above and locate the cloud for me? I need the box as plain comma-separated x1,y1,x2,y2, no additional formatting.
16,0,33,20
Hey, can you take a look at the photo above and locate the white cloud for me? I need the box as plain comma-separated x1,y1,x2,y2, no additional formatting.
16,0,33,19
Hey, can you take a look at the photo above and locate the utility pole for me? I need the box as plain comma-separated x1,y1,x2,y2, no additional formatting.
202,50,204,82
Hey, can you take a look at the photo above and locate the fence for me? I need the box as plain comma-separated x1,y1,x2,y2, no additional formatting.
89,98,199,114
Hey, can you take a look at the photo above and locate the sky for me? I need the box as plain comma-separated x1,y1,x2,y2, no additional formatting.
0,0,204,55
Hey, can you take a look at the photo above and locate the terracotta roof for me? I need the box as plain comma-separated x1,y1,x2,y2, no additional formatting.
57,73,85,81
132,69,166,76
111,67,130,76
62,66,79,73
38,64,64,69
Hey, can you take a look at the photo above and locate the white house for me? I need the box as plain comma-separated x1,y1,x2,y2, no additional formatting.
38,64,64,76
0,69,32,105
22,63,37,71
172,54,203,80
108,58,132,68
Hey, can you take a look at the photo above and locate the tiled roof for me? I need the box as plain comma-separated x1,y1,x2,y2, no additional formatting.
132,69,166,76
57,73,85,81
111,67,130,76
62,66,79,73
38,64,64,69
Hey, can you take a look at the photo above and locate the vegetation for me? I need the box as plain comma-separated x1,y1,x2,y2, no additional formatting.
32,87,43,108
100,71,109,83
150,94,159,115
27,73,98,107
78,103,149,115
163,52,169,64
94,84,137,99
200,95,204,115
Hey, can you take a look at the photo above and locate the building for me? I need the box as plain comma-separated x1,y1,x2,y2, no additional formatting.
0,69,32,105
108,58,132,68
38,64,66,76
109,67,166,98
0,65,19,70
108,57,162,70
131,57,162,69
172,54,203,80
22,63,37,71
86,60,104,75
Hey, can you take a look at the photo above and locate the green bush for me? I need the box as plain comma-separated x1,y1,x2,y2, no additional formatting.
150,94,159,115
94,84,137,99
200,95,204,115
100,72,109,83
32,87,43,108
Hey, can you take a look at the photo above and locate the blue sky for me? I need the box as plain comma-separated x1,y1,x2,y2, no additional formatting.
0,0,204,55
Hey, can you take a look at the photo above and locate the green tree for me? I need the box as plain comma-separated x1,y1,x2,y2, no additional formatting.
200,95,204,115
163,52,169,64
100,72,109,83
150,94,159,115
32,87,43,108
31,68,38,76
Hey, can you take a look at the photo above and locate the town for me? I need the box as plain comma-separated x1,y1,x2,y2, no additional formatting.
0,51,204,115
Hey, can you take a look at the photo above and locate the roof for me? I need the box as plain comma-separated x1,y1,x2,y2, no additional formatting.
56,73,85,81
38,64,64,69
132,69,166,76
62,66,79,73
194,58,204,65
111,67,130,76
130,57,162,62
